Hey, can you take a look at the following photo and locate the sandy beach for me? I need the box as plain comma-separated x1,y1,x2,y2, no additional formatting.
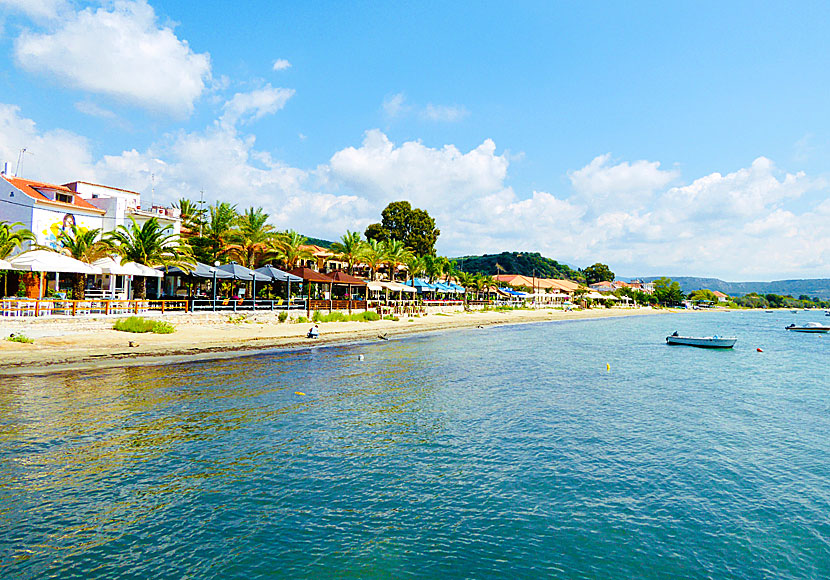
0,307,665,375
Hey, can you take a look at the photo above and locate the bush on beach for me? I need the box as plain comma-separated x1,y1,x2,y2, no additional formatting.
113,316,175,334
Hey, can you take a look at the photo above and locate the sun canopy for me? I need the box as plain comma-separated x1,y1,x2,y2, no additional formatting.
409,278,435,291
254,265,302,283
162,262,233,279
382,281,416,293
8,250,102,274
287,267,334,283
93,257,148,277
217,262,271,282
328,271,367,286
432,282,456,293
0,258,12,270
366,281,384,292
448,283,466,294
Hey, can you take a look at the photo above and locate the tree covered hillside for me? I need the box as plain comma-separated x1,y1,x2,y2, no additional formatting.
455,252,582,281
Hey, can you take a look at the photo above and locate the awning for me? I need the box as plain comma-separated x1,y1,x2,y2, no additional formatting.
328,271,367,286
217,262,271,282
382,281,416,293
162,262,233,279
255,265,302,283
287,266,335,283
8,250,102,274
366,281,384,292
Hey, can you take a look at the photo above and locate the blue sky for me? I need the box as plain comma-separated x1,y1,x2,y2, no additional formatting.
1,0,830,280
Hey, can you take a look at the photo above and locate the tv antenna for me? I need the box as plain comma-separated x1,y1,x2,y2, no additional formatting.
16,148,32,177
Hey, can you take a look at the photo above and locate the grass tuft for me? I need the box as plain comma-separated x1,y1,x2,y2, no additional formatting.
113,316,175,334
6,334,34,343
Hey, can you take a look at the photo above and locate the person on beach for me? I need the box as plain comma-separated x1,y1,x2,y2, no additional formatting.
307,324,319,339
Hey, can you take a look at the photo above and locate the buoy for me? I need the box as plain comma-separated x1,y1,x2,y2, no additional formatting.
295,391,306,396
606,363,610,372
358,354,364,361
757,348,763,352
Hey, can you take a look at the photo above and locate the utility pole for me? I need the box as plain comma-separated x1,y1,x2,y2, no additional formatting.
16,148,32,177
199,190,204,237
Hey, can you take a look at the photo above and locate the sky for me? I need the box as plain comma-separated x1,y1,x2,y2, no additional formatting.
1,0,830,281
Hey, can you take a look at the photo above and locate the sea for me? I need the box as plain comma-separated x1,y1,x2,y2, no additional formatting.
1,310,829,579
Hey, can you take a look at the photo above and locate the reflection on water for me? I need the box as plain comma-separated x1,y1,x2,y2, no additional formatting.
2,312,830,579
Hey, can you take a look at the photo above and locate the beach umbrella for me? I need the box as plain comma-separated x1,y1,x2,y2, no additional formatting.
9,250,102,274
217,262,270,307
0,258,12,270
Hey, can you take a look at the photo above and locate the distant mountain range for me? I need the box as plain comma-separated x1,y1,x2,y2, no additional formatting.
637,277,830,299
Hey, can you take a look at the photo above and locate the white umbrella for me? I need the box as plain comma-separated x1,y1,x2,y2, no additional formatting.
131,262,163,278
9,250,102,274
93,257,146,276
0,258,12,270
381,281,416,293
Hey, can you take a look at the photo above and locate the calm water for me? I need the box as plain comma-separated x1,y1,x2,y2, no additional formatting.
2,311,830,579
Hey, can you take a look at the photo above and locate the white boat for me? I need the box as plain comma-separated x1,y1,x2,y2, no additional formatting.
666,332,737,348
785,322,830,333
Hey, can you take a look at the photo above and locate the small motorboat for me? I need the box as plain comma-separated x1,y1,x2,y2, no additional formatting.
666,332,737,348
785,322,830,333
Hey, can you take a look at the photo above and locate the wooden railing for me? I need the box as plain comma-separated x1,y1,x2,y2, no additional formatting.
0,299,188,317
189,298,306,312
308,299,367,311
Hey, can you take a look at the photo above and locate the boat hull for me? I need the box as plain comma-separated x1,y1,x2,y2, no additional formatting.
785,327,830,333
666,336,737,348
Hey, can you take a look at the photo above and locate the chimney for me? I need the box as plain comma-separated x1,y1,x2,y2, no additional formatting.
1,162,7,175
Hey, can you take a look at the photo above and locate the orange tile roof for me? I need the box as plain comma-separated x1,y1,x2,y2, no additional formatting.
4,175,104,214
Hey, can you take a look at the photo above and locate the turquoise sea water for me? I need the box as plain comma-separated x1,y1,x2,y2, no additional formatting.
2,310,829,579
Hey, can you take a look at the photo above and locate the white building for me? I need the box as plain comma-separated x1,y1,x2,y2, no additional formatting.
0,174,181,252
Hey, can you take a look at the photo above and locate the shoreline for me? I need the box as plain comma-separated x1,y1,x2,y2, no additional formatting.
0,307,667,375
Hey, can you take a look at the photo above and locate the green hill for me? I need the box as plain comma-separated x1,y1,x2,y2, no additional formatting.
454,252,582,280
638,276,830,299
304,236,333,248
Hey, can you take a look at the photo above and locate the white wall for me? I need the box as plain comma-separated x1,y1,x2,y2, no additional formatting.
32,207,104,250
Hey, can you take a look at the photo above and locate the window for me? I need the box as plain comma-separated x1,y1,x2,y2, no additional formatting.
55,192,73,204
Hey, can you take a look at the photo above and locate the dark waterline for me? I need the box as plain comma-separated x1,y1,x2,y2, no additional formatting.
2,311,829,579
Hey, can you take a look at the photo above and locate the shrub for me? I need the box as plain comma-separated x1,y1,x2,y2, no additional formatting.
312,310,322,323
6,334,33,344
383,314,399,321
113,316,175,334
278,311,288,323
296,316,308,324
350,311,380,322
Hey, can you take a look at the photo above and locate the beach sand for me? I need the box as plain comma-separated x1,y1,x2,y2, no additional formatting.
0,307,665,375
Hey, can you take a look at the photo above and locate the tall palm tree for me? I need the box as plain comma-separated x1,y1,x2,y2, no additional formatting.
0,221,35,259
422,254,443,284
269,230,312,270
361,238,386,281
107,217,194,298
329,230,366,275
173,198,206,237
473,273,495,301
52,225,110,300
228,207,275,268
203,201,238,262
403,254,425,284
383,239,413,282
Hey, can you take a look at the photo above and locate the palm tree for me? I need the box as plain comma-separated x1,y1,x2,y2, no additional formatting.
403,254,425,284
52,225,110,300
269,230,312,270
0,221,35,259
383,239,413,282
422,254,443,284
107,217,194,298
172,198,206,236
361,238,386,281
473,273,495,301
228,207,275,268
203,201,238,262
329,230,366,275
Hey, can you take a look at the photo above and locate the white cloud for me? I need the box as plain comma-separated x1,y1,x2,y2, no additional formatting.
74,100,117,120
14,0,211,116
0,0,68,20
219,84,295,128
272,59,291,71
3,98,830,280
382,93,407,118
421,104,469,122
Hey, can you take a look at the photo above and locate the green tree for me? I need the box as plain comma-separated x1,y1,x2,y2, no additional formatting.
653,277,684,305
172,198,206,236
583,263,615,285
403,254,425,284
330,230,366,275
361,239,386,281
107,217,194,298
52,225,110,300
202,201,238,262
0,221,35,259
383,239,413,282
228,207,275,268
269,230,312,270
689,289,718,304
365,201,440,256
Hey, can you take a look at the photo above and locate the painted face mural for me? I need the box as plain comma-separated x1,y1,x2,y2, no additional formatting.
41,213,81,250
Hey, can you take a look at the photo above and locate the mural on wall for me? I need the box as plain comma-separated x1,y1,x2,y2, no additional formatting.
41,213,79,250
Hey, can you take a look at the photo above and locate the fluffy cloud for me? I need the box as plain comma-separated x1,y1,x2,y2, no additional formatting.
272,59,291,71
0,0,68,20
3,98,830,280
14,0,211,116
219,85,295,129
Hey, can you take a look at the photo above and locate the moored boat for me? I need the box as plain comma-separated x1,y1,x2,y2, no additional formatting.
785,322,830,333
666,332,737,348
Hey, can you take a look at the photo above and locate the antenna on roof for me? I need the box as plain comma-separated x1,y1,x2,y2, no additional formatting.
16,148,32,177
